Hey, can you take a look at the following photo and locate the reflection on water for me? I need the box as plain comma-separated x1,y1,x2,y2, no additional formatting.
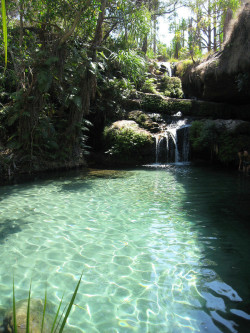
0,166,249,332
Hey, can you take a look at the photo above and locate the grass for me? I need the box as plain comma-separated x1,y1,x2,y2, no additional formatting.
11,272,83,333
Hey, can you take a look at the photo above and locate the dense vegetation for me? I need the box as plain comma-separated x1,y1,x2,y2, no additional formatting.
0,0,246,179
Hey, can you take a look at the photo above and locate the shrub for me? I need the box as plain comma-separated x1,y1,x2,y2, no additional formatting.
103,122,153,159
190,120,250,165
141,78,158,94
175,60,194,78
140,93,191,113
157,75,183,98
110,50,147,88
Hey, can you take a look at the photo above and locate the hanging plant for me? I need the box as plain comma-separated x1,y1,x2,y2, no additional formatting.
1,0,8,68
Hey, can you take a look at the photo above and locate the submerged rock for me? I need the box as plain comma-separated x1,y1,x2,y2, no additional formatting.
2,299,55,333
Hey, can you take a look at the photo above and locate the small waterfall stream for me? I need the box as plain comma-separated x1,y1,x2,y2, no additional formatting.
154,116,191,165
157,62,172,77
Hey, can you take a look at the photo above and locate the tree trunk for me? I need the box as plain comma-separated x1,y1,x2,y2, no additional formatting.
207,0,211,52
66,0,107,158
223,8,233,42
213,7,217,51
142,35,148,54
19,0,24,48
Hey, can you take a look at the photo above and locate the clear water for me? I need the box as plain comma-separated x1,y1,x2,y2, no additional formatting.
0,165,250,333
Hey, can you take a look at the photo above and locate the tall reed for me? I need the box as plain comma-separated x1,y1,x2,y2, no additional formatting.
11,273,83,333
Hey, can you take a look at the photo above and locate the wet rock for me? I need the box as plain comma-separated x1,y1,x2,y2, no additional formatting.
211,119,247,132
127,110,160,133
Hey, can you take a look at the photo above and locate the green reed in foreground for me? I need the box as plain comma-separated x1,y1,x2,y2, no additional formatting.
12,273,83,333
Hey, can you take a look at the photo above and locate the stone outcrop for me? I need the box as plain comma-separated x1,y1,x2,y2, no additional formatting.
181,3,250,105
102,120,154,165
127,110,160,132
125,92,250,120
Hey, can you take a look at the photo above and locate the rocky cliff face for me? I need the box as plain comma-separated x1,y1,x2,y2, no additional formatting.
181,3,250,105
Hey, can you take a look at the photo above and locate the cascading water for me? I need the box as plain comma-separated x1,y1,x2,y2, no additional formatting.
154,114,191,164
157,62,172,77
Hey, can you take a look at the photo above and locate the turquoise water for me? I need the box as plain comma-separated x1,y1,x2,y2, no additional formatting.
0,165,250,332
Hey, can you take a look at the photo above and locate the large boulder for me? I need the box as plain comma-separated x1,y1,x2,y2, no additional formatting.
181,3,250,104
103,120,154,165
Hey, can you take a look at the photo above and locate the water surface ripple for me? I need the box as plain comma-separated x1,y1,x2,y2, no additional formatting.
0,166,250,332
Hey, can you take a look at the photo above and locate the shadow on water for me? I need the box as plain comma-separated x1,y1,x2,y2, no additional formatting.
0,168,132,197
0,218,29,243
165,164,250,332
140,163,250,332
60,169,131,192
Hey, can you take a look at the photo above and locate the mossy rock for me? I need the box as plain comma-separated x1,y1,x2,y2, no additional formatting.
174,60,194,78
127,110,160,133
138,92,191,114
103,120,154,164
189,119,250,165
141,78,158,94
157,75,183,98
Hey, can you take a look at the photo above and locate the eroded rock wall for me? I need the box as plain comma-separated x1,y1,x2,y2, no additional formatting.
181,3,250,105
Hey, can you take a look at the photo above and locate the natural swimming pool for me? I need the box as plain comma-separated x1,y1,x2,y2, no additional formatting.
0,165,250,332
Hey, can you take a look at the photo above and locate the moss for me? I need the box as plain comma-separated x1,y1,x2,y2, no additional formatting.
127,110,159,132
141,78,158,94
175,60,194,78
140,93,191,114
189,120,250,165
103,121,153,162
157,75,183,98
128,110,148,125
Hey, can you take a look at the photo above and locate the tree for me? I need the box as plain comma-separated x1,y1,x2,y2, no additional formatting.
167,0,241,56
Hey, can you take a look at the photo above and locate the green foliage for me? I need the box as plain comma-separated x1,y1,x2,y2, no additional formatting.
167,0,241,55
141,78,158,94
158,75,183,98
103,77,135,101
10,273,83,332
217,132,236,164
110,50,147,88
175,60,194,78
140,93,191,113
189,120,218,151
128,110,147,125
155,42,169,61
103,124,153,158
190,120,250,164
1,0,7,68
189,121,204,151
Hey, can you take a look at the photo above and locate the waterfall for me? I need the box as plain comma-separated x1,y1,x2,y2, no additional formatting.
158,62,172,77
154,118,190,164
155,135,163,163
